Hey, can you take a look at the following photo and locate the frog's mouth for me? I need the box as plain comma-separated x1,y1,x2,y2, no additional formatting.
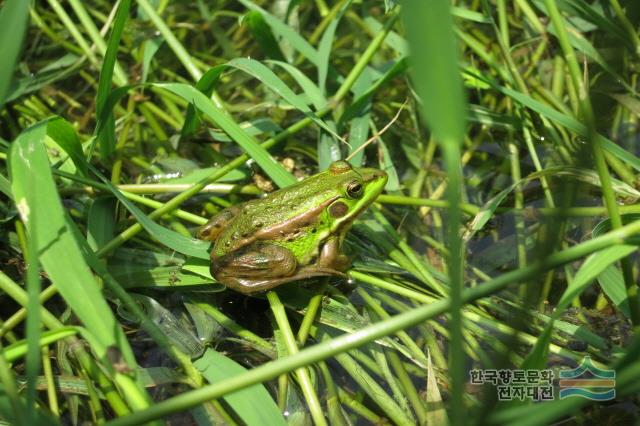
358,168,388,209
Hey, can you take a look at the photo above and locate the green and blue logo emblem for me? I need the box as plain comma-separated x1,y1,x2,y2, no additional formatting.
558,356,615,401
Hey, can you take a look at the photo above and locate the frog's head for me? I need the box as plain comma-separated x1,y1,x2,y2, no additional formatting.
323,160,387,232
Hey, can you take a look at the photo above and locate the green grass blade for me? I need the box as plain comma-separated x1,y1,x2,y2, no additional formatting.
523,244,637,370
267,59,327,109
0,173,12,198
66,0,127,85
87,197,117,251
402,4,466,144
156,82,297,188
194,349,287,426
402,1,467,424
451,5,491,23
9,123,137,366
45,115,211,258
0,352,25,425
543,23,633,92
95,0,131,159
340,57,408,124
362,15,408,55
0,382,59,426
141,37,164,83
4,54,83,104
267,291,327,426
318,120,341,169
244,11,286,61
46,117,88,176
425,353,448,425
24,180,41,423
3,328,79,363
180,65,227,138
533,0,631,49
130,294,204,358
375,137,400,190
228,58,336,137
137,0,202,80
597,264,631,317
317,1,350,93
344,70,372,166
327,345,414,425
87,163,211,259
238,0,320,66
0,0,29,107
557,245,638,312
480,76,640,171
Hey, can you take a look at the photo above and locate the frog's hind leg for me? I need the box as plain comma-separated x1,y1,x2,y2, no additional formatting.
212,242,297,294
212,242,345,295
212,242,297,277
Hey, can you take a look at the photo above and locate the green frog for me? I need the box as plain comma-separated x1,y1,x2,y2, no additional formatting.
197,160,387,294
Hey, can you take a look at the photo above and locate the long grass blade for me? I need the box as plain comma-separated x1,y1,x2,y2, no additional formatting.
95,0,131,159
24,184,41,423
402,1,468,424
195,349,287,425
9,123,139,370
0,0,29,107
157,82,297,188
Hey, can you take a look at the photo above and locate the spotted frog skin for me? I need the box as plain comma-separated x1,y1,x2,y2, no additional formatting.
197,161,387,294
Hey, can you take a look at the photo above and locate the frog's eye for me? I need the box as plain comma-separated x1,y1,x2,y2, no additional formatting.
346,181,363,198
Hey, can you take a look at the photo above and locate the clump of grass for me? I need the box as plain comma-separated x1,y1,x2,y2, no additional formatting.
0,1,639,425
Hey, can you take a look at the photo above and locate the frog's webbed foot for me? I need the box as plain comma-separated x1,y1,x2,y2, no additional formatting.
219,267,346,295
296,266,347,280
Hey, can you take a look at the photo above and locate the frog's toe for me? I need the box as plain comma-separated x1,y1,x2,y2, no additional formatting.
221,277,281,295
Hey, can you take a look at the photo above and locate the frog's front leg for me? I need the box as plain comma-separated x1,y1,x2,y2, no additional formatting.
197,206,241,241
317,237,350,272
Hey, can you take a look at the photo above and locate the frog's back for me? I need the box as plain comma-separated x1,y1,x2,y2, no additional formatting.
212,174,338,257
